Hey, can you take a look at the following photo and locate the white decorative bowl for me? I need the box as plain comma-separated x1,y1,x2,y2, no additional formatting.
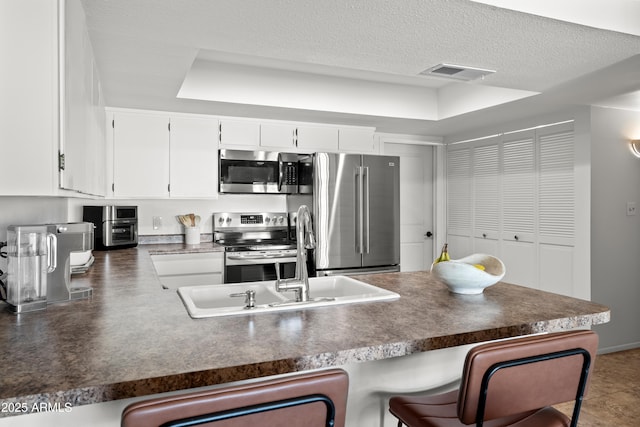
430,253,506,294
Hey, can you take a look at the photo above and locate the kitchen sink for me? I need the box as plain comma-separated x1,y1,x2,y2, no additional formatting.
177,276,400,318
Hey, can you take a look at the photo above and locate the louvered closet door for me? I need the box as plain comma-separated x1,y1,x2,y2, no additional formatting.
446,148,472,257
537,122,575,296
473,142,500,255
501,130,536,287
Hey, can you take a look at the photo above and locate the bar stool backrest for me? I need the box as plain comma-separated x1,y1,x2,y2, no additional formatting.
121,369,349,427
457,330,598,426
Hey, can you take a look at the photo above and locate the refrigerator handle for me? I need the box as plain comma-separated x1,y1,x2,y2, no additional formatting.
355,166,364,254
277,152,283,191
363,166,370,253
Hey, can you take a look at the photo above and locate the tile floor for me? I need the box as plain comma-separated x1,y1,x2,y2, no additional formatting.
555,347,640,426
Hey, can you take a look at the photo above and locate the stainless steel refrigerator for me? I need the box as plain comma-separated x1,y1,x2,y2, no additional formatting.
313,152,400,276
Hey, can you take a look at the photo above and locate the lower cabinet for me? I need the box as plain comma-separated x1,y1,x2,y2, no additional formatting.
150,252,223,289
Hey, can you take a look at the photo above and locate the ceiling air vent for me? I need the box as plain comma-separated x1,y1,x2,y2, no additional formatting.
419,63,495,81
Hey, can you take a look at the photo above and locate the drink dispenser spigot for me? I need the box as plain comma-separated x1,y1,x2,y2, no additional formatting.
5,225,57,313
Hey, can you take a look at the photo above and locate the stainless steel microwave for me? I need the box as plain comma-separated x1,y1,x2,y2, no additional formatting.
218,149,312,194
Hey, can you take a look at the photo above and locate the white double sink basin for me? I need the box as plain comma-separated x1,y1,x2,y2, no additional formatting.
177,276,400,318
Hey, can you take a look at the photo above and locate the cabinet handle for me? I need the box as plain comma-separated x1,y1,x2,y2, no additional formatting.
514,235,519,241
482,233,487,238
425,231,433,238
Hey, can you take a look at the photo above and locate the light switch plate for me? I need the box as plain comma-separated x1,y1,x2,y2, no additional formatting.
627,202,636,216
153,216,162,229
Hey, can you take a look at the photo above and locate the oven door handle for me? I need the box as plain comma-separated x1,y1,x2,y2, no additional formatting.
227,254,296,260
226,255,297,266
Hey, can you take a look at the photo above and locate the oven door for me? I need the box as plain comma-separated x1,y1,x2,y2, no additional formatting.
104,220,138,247
224,252,296,284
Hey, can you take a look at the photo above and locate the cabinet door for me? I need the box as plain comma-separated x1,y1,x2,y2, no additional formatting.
1,1,58,195
472,143,500,254
170,116,218,198
113,112,170,198
61,0,105,196
446,148,473,257
339,128,375,153
501,131,535,244
260,123,296,149
297,126,339,152
219,119,259,147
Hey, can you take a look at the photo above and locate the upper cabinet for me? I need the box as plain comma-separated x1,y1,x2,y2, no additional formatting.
260,123,297,149
218,119,260,147
1,0,105,196
108,110,378,199
297,126,339,151
111,112,170,198
60,0,106,197
169,116,219,199
338,127,376,153
219,118,376,154
109,110,218,199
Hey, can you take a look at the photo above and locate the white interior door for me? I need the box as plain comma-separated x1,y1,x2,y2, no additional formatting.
383,142,434,271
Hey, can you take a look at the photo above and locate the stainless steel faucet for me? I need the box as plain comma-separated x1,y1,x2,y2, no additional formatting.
275,205,315,302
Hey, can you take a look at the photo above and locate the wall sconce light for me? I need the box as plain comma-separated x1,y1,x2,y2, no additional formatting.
631,140,640,158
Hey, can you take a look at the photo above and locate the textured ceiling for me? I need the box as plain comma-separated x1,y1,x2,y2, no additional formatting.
81,0,640,136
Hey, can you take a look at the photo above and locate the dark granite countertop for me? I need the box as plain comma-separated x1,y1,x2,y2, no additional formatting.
0,245,610,416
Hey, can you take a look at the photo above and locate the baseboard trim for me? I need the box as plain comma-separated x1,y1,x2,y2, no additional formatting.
598,342,640,355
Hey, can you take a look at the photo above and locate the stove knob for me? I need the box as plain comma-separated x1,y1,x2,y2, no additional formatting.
278,216,285,224
225,217,232,224
264,216,271,223
218,217,225,224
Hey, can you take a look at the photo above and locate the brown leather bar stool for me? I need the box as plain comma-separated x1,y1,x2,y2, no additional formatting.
389,330,598,427
121,368,348,427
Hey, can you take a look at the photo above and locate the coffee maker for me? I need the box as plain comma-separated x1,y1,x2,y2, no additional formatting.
5,224,56,313
4,222,94,313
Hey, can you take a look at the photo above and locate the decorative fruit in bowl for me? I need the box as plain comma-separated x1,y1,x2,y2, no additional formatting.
431,246,505,294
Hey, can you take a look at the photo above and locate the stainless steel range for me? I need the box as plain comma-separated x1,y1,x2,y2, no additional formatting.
213,212,298,283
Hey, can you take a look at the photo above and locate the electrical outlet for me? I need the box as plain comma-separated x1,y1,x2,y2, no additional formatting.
153,216,162,230
627,202,636,216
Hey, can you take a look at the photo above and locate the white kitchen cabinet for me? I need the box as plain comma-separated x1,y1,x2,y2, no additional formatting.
219,118,260,147
260,123,297,149
1,0,105,196
169,116,219,198
60,0,106,197
338,127,376,153
261,123,339,152
296,125,339,152
112,111,170,198
151,252,224,288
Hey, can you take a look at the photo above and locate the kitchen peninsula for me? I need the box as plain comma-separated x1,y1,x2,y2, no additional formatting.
0,245,609,426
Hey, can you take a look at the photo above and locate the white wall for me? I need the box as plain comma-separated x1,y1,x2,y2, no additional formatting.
67,195,286,237
0,197,68,272
590,106,640,352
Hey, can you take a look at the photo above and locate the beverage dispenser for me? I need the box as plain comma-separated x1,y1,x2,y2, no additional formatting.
5,225,57,313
